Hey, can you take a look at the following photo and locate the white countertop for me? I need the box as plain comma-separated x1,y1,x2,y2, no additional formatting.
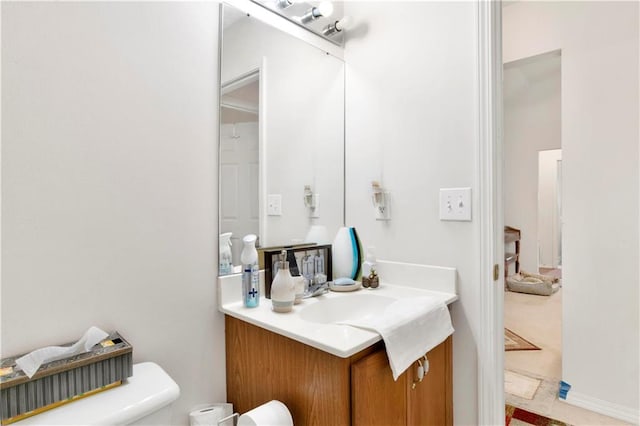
220,285,457,358
218,260,458,358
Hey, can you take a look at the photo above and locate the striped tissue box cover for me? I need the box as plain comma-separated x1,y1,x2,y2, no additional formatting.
0,332,132,424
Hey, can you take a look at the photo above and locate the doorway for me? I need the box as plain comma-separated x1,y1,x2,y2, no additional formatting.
479,2,639,425
503,50,564,419
220,71,260,265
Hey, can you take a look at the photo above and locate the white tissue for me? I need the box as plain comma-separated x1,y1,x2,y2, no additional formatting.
16,326,108,378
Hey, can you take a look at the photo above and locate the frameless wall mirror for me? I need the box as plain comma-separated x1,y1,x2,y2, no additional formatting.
219,2,345,274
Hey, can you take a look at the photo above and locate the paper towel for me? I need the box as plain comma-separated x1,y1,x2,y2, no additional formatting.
238,400,293,426
189,403,233,426
15,326,108,378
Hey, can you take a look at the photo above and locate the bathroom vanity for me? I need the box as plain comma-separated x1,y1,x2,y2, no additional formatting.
217,4,458,424
220,261,458,426
225,316,452,426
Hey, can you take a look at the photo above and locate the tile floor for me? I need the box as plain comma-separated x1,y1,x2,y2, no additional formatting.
504,288,632,425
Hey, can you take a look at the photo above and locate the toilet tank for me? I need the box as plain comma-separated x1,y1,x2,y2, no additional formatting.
16,362,180,425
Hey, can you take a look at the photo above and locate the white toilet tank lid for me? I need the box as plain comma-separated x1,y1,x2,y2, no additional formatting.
16,362,180,425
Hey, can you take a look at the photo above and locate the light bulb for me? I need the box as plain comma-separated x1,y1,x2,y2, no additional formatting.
335,16,352,31
300,2,334,24
323,15,353,36
317,1,334,18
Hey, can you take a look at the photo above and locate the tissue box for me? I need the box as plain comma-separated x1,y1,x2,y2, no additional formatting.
0,331,132,425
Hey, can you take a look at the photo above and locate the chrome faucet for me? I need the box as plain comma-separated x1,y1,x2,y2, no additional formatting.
306,281,329,297
304,273,329,298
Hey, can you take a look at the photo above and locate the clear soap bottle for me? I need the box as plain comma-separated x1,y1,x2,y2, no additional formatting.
270,250,295,313
241,234,259,308
219,232,233,275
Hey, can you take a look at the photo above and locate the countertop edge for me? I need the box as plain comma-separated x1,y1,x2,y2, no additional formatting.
221,286,458,358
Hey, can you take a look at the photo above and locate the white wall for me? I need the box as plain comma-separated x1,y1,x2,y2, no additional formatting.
343,2,479,424
503,53,561,273
537,149,562,268
1,3,224,425
504,2,639,420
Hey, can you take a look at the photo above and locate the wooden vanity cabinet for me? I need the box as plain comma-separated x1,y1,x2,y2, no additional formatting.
351,337,452,426
225,315,452,426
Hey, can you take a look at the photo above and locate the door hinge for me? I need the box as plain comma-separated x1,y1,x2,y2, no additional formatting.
493,264,500,281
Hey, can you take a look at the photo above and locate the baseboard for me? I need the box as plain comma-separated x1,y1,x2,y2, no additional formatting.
564,390,639,424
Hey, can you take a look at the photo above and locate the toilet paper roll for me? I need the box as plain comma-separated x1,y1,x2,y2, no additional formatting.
238,400,293,426
189,403,233,426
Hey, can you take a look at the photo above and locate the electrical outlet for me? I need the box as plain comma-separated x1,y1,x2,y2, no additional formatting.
375,192,391,220
267,194,282,216
439,188,471,221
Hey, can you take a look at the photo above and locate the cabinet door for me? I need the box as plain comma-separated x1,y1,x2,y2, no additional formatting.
225,316,352,426
351,349,406,426
406,337,453,426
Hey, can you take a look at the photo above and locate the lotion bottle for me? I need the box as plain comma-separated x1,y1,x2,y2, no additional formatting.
241,234,260,308
271,250,295,313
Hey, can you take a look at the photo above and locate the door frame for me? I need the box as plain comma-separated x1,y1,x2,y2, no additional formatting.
477,1,505,425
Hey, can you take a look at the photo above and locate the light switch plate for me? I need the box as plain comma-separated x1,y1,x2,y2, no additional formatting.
267,194,282,216
439,188,472,221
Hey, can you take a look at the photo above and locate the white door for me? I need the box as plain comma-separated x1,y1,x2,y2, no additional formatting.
220,120,259,266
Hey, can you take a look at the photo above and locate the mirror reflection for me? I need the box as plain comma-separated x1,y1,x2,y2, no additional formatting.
219,4,345,274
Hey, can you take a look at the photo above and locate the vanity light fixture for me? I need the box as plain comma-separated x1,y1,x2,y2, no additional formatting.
371,181,391,221
300,1,334,24
322,16,352,36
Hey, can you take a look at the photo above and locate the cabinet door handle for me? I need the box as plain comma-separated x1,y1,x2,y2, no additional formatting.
422,355,430,375
411,359,425,389
411,355,430,389
417,361,425,381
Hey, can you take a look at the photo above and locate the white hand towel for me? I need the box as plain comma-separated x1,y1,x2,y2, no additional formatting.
339,297,453,380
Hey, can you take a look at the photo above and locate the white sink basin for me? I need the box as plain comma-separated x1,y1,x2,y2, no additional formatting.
299,293,396,324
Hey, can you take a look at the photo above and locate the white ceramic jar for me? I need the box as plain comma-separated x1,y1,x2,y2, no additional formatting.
271,250,295,313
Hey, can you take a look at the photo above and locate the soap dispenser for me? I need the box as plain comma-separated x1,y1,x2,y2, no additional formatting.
270,250,295,313
240,234,260,308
